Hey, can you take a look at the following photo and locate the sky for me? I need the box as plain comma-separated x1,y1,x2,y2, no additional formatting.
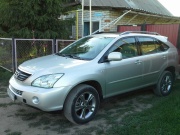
158,0,180,16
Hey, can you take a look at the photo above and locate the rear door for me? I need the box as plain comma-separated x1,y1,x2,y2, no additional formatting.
137,37,168,85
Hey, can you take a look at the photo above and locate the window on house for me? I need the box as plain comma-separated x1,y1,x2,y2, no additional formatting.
84,21,100,36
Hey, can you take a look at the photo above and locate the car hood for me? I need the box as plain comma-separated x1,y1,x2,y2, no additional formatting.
19,54,89,73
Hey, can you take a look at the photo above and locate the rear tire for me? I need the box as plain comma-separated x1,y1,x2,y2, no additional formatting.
153,71,173,96
63,84,100,124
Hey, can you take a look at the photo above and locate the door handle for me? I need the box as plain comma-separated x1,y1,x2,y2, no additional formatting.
135,60,142,65
162,55,167,59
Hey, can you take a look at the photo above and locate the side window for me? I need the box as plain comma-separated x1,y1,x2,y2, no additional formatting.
156,40,169,51
139,37,155,55
109,37,137,59
138,37,168,55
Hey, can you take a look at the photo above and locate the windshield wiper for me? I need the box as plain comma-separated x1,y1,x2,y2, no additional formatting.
65,54,85,60
66,54,75,58
56,53,67,57
56,53,85,60
71,55,85,60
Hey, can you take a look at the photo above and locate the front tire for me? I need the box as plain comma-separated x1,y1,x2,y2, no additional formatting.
64,84,100,124
153,71,173,96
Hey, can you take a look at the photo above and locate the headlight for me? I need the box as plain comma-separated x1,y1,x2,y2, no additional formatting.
32,74,63,88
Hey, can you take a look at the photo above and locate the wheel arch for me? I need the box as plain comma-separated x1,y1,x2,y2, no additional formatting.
164,66,176,81
79,80,103,101
64,80,103,107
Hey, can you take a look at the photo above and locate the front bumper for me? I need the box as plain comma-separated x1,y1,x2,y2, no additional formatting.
7,77,71,111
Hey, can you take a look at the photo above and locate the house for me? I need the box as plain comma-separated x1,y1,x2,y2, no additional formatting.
62,0,180,53
63,0,180,41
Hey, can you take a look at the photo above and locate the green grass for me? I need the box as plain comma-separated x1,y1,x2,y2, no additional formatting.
105,80,180,135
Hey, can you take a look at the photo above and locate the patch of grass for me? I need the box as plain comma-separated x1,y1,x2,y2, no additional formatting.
75,126,98,134
15,112,44,121
0,102,22,108
4,129,11,133
95,91,155,125
105,80,180,135
50,118,73,127
0,87,8,98
0,67,13,85
43,126,51,130
28,116,51,127
50,118,73,134
75,127,96,135
0,87,7,92
51,127,70,134
0,95,8,98
96,125,107,135
16,109,26,113
7,131,22,135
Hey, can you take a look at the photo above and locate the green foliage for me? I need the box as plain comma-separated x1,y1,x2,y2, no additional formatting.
0,0,77,38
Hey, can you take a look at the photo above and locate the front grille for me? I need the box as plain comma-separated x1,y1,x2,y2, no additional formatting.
10,85,23,96
14,69,31,81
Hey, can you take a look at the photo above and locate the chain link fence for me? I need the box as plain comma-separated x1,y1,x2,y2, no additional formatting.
0,38,75,72
14,39,54,69
56,39,75,52
0,38,13,72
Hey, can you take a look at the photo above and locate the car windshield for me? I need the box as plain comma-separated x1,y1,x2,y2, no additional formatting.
58,36,114,60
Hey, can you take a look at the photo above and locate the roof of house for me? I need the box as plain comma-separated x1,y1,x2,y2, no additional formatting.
81,0,172,16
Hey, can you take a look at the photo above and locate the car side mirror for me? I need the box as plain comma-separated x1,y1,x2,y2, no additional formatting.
107,52,122,61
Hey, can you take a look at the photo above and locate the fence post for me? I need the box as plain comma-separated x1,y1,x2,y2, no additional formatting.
12,37,16,72
53,38,56,53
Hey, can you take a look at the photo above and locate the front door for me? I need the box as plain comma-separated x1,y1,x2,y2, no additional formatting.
105,37,143,97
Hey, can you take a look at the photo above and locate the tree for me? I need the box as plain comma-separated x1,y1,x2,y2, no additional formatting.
0,0,77,39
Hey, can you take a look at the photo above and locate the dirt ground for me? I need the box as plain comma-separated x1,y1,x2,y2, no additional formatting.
0,84,153,135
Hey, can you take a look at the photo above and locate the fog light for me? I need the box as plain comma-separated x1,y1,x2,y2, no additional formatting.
32,96,39,104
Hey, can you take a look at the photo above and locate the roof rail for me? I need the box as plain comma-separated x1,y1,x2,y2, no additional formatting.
120,31,160,35
93,31,118,34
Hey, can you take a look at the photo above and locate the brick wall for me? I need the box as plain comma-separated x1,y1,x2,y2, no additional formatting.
73,10,123,38
71,9,179,39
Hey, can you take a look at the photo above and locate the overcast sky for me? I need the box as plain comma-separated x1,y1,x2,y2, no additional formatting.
158,0,180,16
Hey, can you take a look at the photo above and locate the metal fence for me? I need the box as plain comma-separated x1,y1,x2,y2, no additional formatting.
0,38,75,72
56,39,75,52
14,39,54,71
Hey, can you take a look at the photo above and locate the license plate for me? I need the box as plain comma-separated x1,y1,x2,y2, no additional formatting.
7,88,16,101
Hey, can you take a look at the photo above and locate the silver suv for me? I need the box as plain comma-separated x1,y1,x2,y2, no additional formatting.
7,31,179,124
